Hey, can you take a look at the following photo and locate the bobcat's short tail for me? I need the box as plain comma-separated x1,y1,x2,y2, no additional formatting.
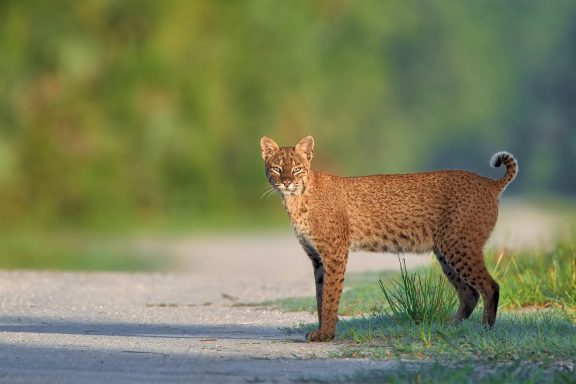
490,151,518,192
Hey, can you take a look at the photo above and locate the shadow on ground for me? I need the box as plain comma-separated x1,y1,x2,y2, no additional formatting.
0,316,287,340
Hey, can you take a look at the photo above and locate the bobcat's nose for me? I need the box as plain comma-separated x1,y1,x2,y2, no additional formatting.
282,180,291,188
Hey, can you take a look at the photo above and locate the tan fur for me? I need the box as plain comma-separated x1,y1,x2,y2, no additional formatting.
260,136,518,342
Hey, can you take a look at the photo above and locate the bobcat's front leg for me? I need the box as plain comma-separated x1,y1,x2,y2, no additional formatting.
303,244,324,327
313,258,324,327
307,247,348,342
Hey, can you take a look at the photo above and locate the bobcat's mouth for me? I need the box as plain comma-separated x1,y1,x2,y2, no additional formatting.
276,183,300,195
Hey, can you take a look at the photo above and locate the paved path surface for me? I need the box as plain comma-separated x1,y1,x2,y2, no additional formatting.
0,203,566,382
0,272,400,383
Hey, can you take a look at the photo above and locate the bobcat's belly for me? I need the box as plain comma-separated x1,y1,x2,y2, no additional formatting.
349,220,435,254
350,238,433,254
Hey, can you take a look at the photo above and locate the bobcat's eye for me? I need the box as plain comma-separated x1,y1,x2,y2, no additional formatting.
270,166,282,175
293,166,303,175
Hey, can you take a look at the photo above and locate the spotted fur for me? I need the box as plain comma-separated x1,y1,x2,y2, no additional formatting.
260,136,518,342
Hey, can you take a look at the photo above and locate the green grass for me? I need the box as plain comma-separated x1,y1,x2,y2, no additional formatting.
336,310,575,360
296,360,575,384
487,239,576,313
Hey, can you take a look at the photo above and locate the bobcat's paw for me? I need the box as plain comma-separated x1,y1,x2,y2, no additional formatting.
306,329,335,342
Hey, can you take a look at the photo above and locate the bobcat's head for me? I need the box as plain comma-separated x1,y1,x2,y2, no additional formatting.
260,136,314,196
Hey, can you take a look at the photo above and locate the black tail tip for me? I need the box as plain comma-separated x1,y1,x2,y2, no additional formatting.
490,151,511,168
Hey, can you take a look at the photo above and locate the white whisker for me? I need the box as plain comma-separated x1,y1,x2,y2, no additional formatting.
258,185,277,204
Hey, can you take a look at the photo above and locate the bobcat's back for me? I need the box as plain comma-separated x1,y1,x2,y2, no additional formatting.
341,170,502,254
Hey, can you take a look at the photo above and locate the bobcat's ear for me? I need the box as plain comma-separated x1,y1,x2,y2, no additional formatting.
295,135,314,161
260,136,279,161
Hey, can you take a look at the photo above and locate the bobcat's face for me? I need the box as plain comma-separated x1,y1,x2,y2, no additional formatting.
265,149,309,195
260,136,314,196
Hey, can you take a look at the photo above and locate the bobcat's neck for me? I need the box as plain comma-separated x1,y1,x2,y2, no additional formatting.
281,169,315,232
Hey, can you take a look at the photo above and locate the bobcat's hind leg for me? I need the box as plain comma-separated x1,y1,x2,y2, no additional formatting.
434,249,479,322
438,244,499,328
463,255,499,328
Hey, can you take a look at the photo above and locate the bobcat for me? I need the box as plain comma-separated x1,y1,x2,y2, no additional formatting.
260,135,518,342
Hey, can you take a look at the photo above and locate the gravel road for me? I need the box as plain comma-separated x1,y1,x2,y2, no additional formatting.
0,202,565,383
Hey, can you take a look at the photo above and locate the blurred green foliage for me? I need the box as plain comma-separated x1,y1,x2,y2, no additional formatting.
0,232,167,271
0,0,575,229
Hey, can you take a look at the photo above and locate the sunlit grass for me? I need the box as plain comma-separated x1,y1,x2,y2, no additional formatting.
488,238,576,313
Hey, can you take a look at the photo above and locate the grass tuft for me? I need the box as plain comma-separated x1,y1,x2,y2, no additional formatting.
378,256,457,325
